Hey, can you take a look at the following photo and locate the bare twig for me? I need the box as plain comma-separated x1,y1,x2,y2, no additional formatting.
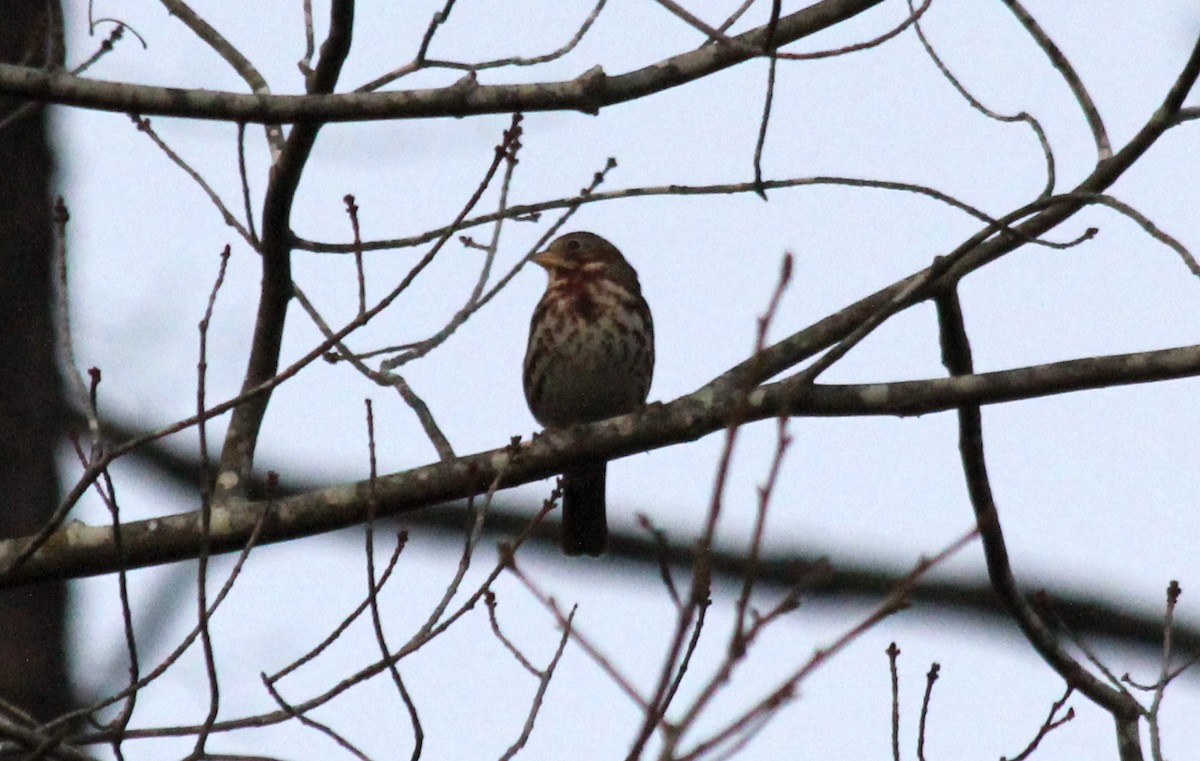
636,513,682,609
296,175,1084,255
189,244,232,760
650,0,752,52
364,400,423,761
907,0,1055,197
1146,581,1182,761
357,0,607,91
380,114,525,369
298,0,315,78
506,559,651,714
292,285,457,461
916,662,939,761
156,0,284,154
679,529,979,761
390,376,456,462
236,122,259,245
750,0,784,196
657,598,710,733
1001,685,1075,761
345,195,367,315
96,471,138,759
497,607,576,761
261,680,373,761
887,643,900,761
131,115,257,247
777,0,931,61
485,590,541,677
1000,0,1110,161
66,432,138,761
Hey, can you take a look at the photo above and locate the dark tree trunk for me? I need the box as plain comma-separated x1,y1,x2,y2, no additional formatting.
0,0,73,726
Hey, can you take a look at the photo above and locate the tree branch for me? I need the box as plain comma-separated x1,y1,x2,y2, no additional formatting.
4,341,1200,586
214,0,355,500
0,0,885,123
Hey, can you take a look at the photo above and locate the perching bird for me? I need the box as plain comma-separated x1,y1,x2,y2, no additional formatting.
523,232,655,556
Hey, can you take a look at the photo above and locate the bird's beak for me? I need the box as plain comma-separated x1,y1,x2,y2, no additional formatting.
530,249,568,270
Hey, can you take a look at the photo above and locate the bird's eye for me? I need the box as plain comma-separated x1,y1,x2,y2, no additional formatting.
566,239,582,252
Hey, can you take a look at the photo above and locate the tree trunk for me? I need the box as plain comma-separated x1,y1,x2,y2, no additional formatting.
0,0,73,726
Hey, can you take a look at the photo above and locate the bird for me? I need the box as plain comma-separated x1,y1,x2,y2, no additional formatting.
523,231,655,556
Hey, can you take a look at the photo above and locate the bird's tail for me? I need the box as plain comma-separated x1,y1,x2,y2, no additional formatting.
560,461,607,557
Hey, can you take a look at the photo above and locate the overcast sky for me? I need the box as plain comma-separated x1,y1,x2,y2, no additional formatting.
55,1,1200,759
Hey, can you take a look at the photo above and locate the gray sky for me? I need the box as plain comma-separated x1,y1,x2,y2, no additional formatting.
58,1,1200,758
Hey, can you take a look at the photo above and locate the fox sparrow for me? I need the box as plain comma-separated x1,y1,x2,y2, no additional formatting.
524,232,655,556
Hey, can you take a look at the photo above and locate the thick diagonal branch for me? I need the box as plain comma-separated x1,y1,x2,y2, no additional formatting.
214,0,355,500
935,287,1143,758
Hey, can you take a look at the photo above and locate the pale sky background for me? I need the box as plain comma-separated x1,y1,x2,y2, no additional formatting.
52,0,1200,759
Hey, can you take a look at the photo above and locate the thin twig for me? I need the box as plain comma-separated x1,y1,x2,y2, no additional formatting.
636,513,681,609
650,0,753,52
751,37,778,197
907,0,1055,197
156,0,284,153
1000,0,1110,161
298,0,315,79
261,680,373,761
345,195,367,315
131,115,257,246
380,114,525,369
1001,685,1075,761
715,0,759,37
1146,581,1181,761
296,174,1083,255
777,0,931,61
485,590,541,677
916,662,938,761
679,529,979,761
887,643,900,761
357,0,607,91
292,282,457,462
66,432,138,761
98,468,138,760
506,559,651,714
189,244,232,760
497,607,576,761
236,122,259,245
364,400,423,761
